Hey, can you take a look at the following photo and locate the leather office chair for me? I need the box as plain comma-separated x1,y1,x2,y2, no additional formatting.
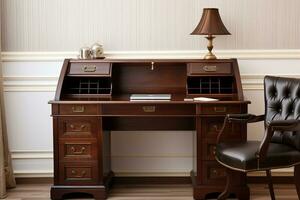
215,76,300,200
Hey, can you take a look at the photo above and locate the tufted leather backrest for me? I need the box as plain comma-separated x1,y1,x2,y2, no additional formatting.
264,76,300,150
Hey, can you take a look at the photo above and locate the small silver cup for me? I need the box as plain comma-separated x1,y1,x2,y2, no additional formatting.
91,43,104,59
79,47,91,59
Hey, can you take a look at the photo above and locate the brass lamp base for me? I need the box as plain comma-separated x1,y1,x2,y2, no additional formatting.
204,35,217,59
204,52,217,59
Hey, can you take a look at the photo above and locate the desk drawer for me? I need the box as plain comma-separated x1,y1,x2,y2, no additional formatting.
102,104,195,116
202,139,241,160
201,117,241,138
59,139,97,161
68,62,111,76
58,117,98,138
202,161,226,185
197,104,241,115
59,162,98,185
59,104,99,115
188,63,231,75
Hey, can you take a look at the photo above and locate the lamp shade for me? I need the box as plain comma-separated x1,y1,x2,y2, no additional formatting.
191,8,230,35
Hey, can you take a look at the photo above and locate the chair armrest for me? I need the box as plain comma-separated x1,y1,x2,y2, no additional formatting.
227,114,265,123
257,119,300,163
268,119,300,131
216,114,264,144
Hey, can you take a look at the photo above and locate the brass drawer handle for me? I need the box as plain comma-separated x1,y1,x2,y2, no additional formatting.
70,146,86,155
212,169,218,175
80,125,86,130
142,106,156,113
72,106,85,113
82,65,96,72
212,125,221,132
203,65,217,72
69,124,86,131
212,146,216,155
71,169,86,177
214,106,227,113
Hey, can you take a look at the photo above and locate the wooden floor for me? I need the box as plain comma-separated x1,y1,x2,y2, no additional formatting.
4,183,299,200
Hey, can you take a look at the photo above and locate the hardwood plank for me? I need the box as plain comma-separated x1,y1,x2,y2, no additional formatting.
4,183,299,200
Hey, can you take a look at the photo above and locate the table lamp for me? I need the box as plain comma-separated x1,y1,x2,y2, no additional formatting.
191,8,231,59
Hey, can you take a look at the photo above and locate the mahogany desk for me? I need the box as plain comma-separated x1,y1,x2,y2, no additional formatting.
49,58,250,200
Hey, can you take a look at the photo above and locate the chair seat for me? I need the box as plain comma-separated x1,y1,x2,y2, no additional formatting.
216,141,300,171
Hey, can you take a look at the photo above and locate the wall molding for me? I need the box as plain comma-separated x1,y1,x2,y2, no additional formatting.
3,76,58,92
4,75,300,92
2,50,300,62
11,150,53,159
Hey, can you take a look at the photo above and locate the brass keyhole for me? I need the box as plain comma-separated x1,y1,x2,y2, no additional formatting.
151,62,155,70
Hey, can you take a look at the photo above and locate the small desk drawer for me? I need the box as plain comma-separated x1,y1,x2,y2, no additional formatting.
58,117,98,138
201,117,241,138
102,104,195,116
202,139,241,160
202,161,226,185
68,63,111,76
197,104,241,115
188,63,231,75
59,139,97,161
59,104,99,115
202,140,217,160
59,162,98,185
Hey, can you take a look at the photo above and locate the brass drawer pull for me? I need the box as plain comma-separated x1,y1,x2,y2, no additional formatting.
80,125,86,129
214,106,227,113
69,124,86,131
203,65,217,72
71,169,86,177
212,169,218,175
72,106,85,113
70,146,86,155
212,125,221,132
142,106,156,113
212,146,216,155
82,65,96,72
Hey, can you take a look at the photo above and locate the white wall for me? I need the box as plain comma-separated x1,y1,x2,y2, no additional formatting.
1,0,300,51
1,0,300,177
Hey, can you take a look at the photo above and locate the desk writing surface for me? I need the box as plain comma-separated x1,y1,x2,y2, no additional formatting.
50,94,250,104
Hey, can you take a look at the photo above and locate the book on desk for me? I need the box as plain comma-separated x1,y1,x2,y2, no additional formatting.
49,58,249,200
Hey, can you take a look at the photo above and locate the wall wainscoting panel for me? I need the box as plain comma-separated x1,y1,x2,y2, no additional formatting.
3,55,300,178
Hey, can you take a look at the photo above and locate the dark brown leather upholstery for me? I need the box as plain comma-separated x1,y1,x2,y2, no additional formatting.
216,141,300,171
265,76,300,150
216,76,300,171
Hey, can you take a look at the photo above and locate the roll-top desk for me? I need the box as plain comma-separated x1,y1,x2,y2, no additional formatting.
49,58,250,200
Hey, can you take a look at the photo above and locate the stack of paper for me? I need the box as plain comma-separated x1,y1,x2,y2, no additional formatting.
130,94,171,101
193,97,219,102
